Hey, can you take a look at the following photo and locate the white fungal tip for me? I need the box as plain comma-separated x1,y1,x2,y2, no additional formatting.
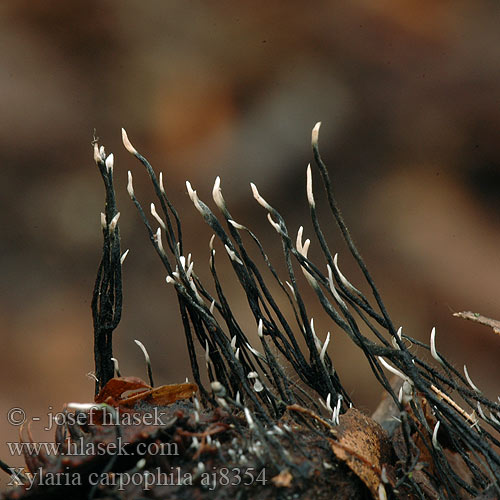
250,182,271,210
186,181,203,214
166,275,176,284
109,212,120,233
120,249,130,265
296,226,304,249
212,176,225,210
93,143,102,164
267,213,281,233
333,253,362,295
134,339,151,364
121,128,137,155
211,381,223,393
209,300,215,314
229,219,246,230
257,319,263,338
432,420,441,449
209,234,216,251
378,483,387,500
100,212,106,229
105,153,114,173
110,357,120,375
392,326,403,349
253,379,264,392
224,244,243,265
155,227,165,254
127,170,134,198
312,122,321,147
326,393,333,412
378,356,411,385
306,164,315,208
430,327,443,365
244,407,255,428
320,332,331,364
159,172,165,194
327,264,347,309
67,402,101,411
151,203,166,230
250,182,259,199
464,364,481,393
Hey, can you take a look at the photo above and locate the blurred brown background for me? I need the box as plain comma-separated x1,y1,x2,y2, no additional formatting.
1,0,500,482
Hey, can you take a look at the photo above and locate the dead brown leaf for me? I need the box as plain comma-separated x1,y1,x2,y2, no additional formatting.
95,376,198,408
329,408,394,498
271,469,293,488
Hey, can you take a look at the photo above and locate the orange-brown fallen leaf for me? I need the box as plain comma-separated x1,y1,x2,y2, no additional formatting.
95,376,198,408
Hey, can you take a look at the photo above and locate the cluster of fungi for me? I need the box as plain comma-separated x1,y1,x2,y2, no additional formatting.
2,125,500,499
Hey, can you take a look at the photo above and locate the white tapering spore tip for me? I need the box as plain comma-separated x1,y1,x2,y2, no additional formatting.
134,339,151,364
464,365,481,392
151,203,166,230
159,172,165,194
229,219,246,230
378,356,411,384
378,483,388,500
333,253,362,295
105,153,114,173
320,332,331,364
327,264,347,309
430,327,443,365
266,213,281,233
100,212,106,229
209,234,216,251
244,407,255,428
110,357,120,375
212,176,225,211
186,180,205,214
93,143,102,164
127,171,134,198
224,244,243,265
257,319,263,338
296,226,304,252
122,128,137,155
155,227,165,254
306,164,315,208
120,249,130,265
392,326,403,349
67,402,102,411
109,212,120,233
432,420,441,449
312,122,321,148
250,182,271,210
